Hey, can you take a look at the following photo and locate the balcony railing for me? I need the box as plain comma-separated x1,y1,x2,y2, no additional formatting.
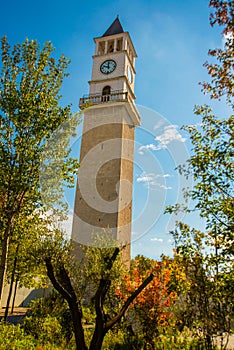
79,90,129,109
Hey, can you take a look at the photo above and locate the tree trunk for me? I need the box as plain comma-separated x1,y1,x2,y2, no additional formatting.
4,247,18,321
4,269,14,321
0,234,10,304
89,311,106,350
207,334,213,350
89,327,106,350
45,258,88,350
68,301,88,350
11,278,19,314
89,273,154,350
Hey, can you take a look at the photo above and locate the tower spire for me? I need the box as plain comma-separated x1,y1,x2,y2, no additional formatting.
102,16,124,37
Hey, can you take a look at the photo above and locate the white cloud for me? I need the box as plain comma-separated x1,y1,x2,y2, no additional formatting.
162,174,171,178
160,184,172,190
153,119,165,130
155,124,186,150
138,143,159,155
150,237,164,242
138,125,186,155
136,172,172,190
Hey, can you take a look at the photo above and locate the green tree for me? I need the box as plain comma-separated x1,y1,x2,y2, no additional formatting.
33,233,154,350
171,223,233,349
169,0,234,256
0,36,80,302
3,210,57,320
167,1,233,348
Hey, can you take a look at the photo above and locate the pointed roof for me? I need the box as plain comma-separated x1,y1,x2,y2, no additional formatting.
102,16,124,37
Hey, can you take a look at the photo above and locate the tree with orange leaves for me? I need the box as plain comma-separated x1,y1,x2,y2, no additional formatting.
116,255,183,349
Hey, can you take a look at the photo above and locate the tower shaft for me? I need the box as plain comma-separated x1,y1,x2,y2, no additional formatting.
72,18,140,263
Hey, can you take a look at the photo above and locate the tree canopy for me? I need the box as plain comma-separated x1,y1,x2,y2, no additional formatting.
0,36,80,302
166,1,234,347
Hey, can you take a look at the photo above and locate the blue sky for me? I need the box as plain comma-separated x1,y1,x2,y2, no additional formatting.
1,0,226,259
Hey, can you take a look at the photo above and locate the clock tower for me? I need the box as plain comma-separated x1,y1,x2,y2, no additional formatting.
72,17,140,263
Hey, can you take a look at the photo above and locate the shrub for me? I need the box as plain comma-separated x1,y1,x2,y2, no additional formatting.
23,315,63,345
22,292,74,346
0,320,74,350
0,322,36,350
153,327,218,350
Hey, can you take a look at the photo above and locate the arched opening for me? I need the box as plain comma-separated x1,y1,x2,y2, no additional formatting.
102,86,111,102
108,40,114,53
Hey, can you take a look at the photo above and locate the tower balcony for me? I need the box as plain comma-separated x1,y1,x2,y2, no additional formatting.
79,90,129,109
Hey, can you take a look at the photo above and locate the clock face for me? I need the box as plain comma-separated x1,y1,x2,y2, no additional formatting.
100,60,117,74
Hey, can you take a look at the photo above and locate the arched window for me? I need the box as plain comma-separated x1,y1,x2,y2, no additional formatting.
102,86,111,102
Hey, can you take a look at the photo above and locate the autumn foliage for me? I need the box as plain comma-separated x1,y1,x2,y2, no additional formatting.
201,0,234,103
116,256,184,347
